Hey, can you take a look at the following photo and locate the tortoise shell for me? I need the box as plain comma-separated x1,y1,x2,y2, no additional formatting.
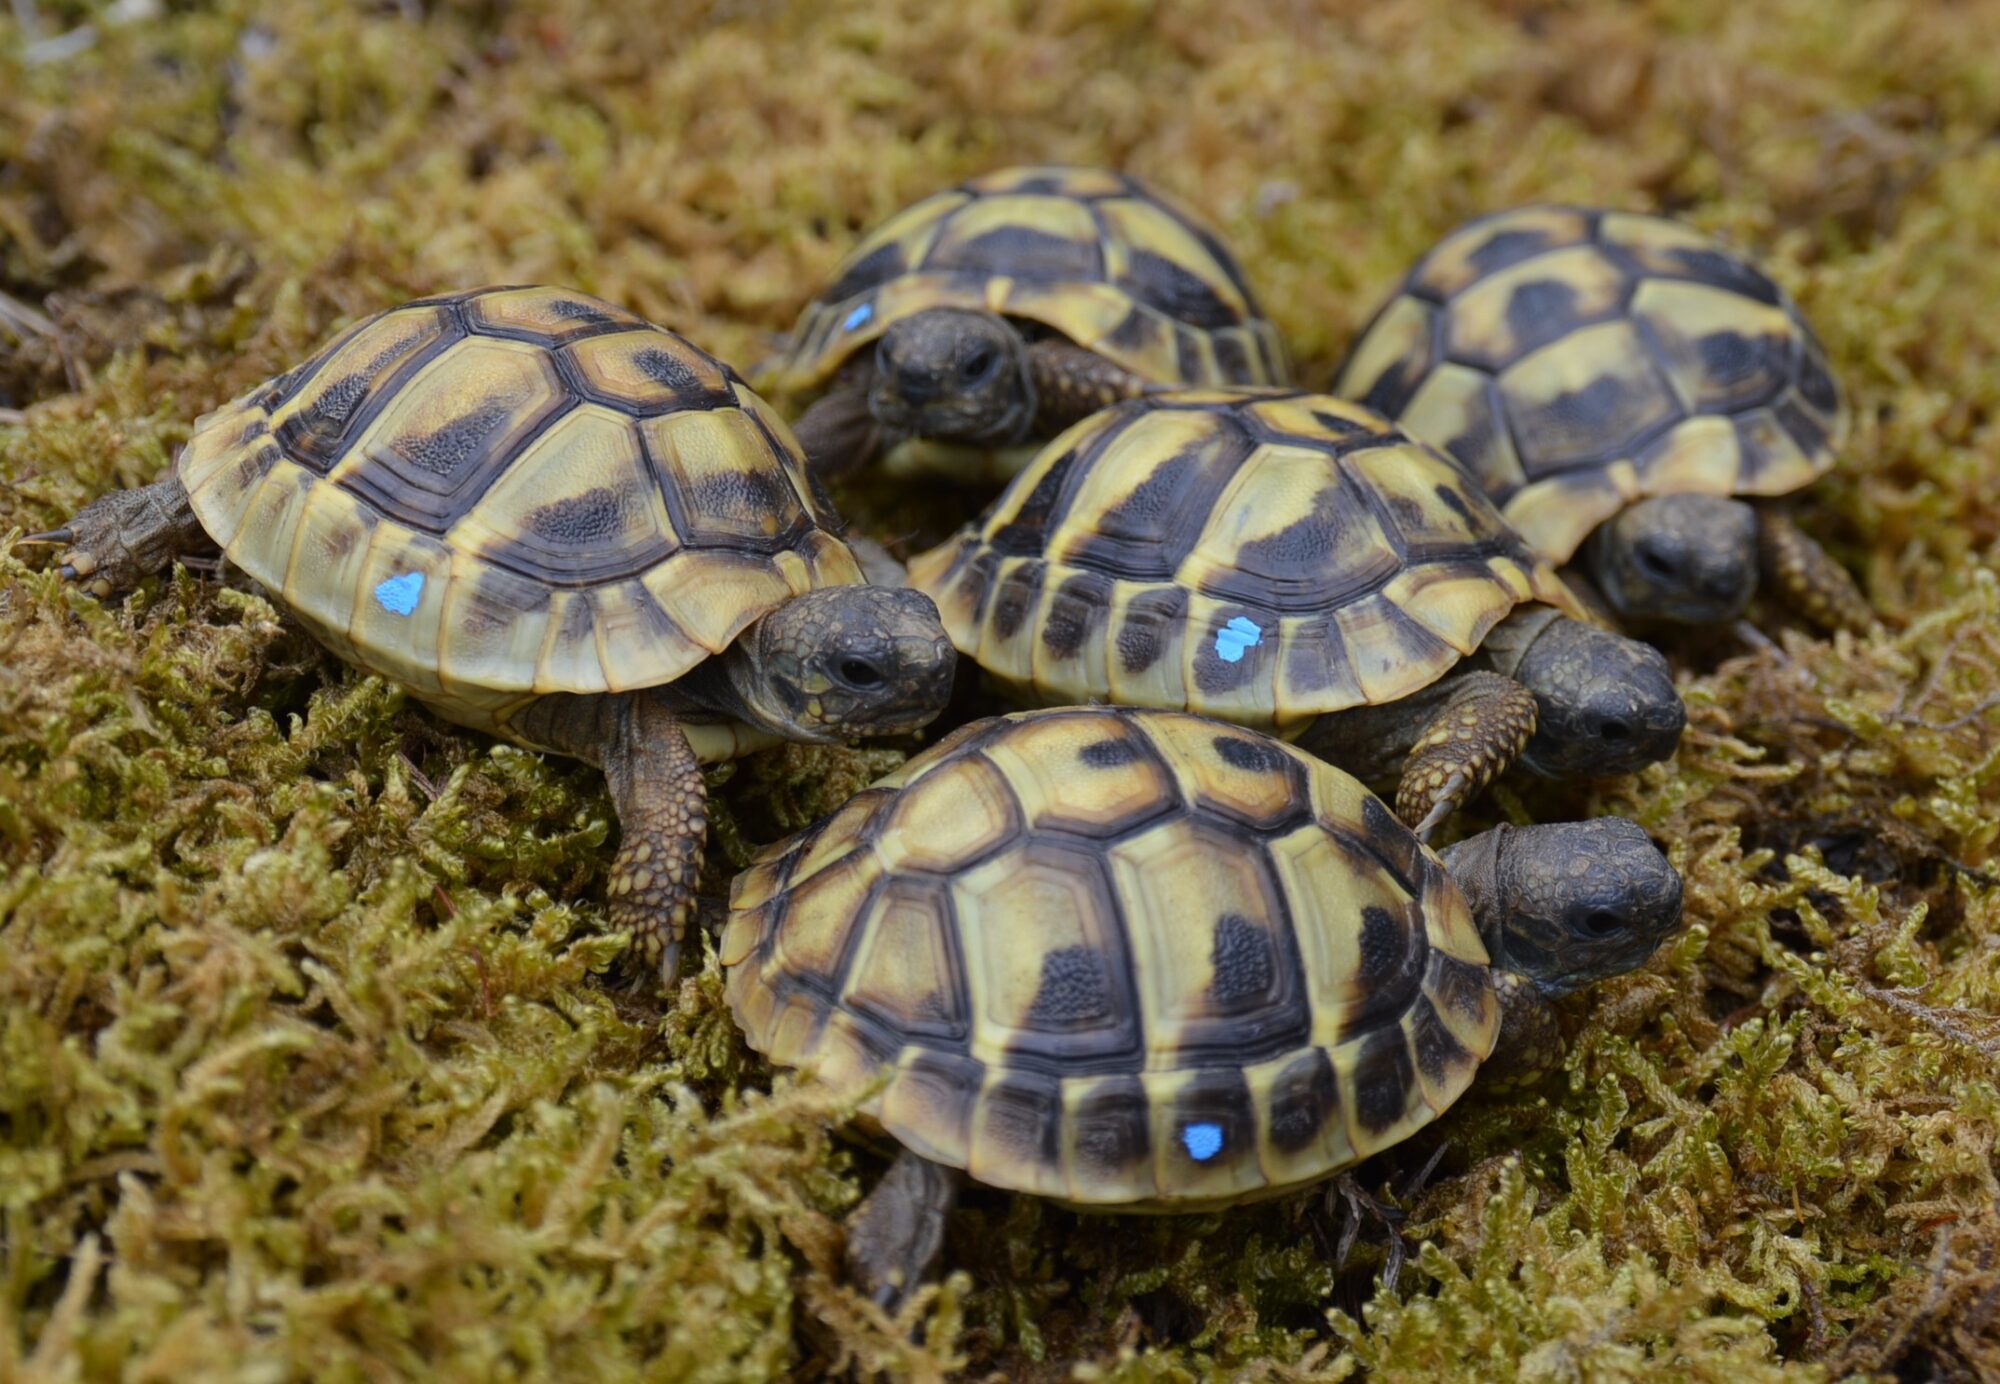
174,286,862,749
905,389,1586,734
721,706,1500,1209
761,166,1290,399
1333,205,1847,563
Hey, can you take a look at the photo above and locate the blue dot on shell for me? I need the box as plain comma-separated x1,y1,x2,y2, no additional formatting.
1181,1122,1224,1162
842,303,874,331
373,570,425,616
1212,615,1263,664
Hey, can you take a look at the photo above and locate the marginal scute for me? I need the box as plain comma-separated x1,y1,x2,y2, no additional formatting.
1066,1074,1154,1197
722,707,1500,1210
1155,1066,1261,1203
972,1072,1065,1192
1350,1028,1421,1136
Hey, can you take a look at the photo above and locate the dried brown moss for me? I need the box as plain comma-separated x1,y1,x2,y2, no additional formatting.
5,0,2000,1378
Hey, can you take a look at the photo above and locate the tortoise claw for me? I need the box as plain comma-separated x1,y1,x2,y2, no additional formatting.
20,527,74,545
1410,772,1467,842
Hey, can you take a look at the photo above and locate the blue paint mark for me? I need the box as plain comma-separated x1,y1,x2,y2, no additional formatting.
1181,1123,1224,1162
1212,616,1263,664
842,302,874,332
373,570,425,616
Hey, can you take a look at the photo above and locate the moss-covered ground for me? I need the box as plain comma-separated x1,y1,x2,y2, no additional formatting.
5,1,2000,1378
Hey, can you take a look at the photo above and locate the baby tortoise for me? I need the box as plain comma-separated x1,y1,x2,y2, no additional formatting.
31,286,956,984
1334,204,1871,633
722,706,1683,1305
762,165,1289,484
907,389,1684,837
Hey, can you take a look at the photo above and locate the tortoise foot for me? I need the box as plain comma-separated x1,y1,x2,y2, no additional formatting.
32,477,209,597
847,1148,957,1312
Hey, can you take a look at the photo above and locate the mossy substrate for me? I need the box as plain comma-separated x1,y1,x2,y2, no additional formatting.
4,1,2000,1378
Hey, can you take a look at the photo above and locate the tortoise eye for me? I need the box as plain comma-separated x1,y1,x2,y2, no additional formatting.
1580,910,1623,936
960,345,997,382
839,657,887,689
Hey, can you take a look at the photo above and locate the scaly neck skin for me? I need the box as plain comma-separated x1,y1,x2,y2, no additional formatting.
1472,604,1566,681
686,624,817,741
1436,827,1525,985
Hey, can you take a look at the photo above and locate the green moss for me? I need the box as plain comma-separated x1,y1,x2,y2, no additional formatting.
6,0,2000,1377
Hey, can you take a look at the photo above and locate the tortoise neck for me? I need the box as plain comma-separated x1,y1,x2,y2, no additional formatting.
1474,604,1566,680
683,628,796,739
1436,826,1518,977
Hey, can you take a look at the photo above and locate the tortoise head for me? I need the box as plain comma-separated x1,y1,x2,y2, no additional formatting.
869,307,1036,446
1511,615,1685,780
727,585,956,742
1582,493,1761,626
1439,817,1682,998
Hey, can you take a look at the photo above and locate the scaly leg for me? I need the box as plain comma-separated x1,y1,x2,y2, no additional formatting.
26,476,213,596
509,692,711,989
1756,506,1873,634
790,363,889,481
1481,971,1563,1091
600,695,709,988
1396,670,1539,839
846,1147,958,1311
1025,338,1150,435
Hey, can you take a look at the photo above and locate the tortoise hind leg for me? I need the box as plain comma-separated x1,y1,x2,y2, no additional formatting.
28,475,213,597
1756,506,1874,634
1396,671,1539,839
847,1148,958,1310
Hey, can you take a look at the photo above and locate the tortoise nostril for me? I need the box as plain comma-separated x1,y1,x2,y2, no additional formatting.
1597,717,1632,741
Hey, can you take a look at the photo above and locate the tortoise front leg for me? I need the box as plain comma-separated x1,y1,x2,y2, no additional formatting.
1481,971,1564,1091
515,692,710,988
1396,670,1539,839
847,1147,959,1310
790,361,890,481
1025,339,1150,435
1756,506,1873,634
26,475,214,597
599,694,709,989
